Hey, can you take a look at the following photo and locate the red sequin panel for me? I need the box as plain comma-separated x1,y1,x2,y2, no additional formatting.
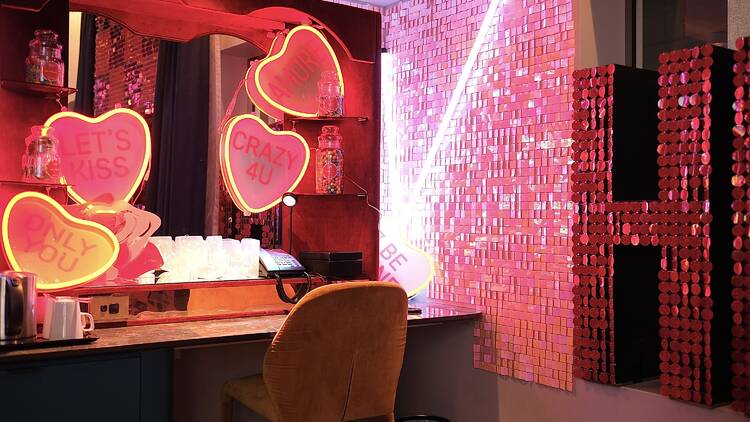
382,0,575,390
217,181,280,249
731,37,750,415
94,16,159,116
572,46,733,406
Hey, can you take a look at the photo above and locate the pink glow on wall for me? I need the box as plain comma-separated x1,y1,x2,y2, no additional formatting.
381,0,575,390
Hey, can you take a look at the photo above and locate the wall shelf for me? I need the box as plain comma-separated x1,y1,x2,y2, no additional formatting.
0,179,69,191
0,0,50,12
295,192,367,198
289,116,368,123
0,80,76,99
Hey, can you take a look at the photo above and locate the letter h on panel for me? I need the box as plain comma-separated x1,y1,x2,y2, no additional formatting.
571,46,734,406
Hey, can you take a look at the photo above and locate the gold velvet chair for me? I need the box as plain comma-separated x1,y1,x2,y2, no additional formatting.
221,281,408,422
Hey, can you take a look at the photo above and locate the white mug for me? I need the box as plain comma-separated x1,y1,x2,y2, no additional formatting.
42,296,95,340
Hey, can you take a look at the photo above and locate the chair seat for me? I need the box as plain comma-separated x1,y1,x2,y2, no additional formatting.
223,374,279,422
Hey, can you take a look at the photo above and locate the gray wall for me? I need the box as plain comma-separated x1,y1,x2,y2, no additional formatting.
397,321,744,422
728,0,750,46
173,321,746,422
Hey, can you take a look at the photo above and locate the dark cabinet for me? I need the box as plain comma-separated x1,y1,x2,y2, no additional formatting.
0,349,171,422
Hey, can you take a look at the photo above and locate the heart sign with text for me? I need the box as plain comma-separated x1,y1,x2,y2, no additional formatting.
245,33,284,121
220,114,310,213
254,25,344,117
44,108,151,204
2,192,119,291
378,218,435,298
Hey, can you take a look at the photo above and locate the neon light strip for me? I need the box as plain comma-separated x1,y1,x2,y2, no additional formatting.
43,108,152,205
1,191,120,291
254,25,345,118
381,51,406,219
402,0,504,219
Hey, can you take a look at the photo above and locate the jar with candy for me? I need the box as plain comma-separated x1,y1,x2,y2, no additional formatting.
316,125,343,194
25,29,65,86
22,126,60,183
317,70,343,117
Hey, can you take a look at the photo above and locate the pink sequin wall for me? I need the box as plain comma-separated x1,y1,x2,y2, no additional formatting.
381,0,575,390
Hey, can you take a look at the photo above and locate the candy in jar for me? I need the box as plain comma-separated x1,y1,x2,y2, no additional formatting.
317,70,343,117
22,126,61,182
25,29,65,86
316,125,344,194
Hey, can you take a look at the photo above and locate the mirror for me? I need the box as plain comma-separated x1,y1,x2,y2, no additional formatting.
63,12,283,285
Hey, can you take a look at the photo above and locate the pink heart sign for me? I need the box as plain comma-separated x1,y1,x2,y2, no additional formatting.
378,218,435,298
245,33,284,121
254,25,344,117
220,114,310,213
2,191,119,291
44,108,151,204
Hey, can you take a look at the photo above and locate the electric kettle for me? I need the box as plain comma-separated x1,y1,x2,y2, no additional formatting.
0,271,37,344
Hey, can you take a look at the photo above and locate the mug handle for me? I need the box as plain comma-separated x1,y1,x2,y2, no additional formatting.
80,312,95,333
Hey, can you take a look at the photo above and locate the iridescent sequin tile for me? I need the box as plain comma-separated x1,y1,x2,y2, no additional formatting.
382,0,575,391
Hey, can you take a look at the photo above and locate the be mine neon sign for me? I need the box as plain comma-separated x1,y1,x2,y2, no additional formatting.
44,108,151,204
2,192,119,291
220,114,310,213
254,25,344,118
378,218,435,298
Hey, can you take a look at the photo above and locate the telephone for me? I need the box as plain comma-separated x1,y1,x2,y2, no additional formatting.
259,249,311,304
259,248,306,276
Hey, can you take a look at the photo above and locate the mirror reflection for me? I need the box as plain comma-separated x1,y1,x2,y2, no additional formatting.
65,12,282,285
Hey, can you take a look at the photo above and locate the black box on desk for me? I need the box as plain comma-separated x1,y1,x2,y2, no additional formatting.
300,251,362,279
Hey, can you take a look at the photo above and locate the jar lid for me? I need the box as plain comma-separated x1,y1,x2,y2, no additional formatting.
318,138,341,149
33,29,59,40
320,70,340,82
321,125,340,134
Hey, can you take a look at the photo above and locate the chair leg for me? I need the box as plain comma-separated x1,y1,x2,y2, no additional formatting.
220,393,234,422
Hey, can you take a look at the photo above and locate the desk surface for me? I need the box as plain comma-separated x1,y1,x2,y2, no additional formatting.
0,299,480,364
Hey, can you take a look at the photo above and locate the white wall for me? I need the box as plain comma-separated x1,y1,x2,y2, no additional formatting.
574,0,629,69
67,11,82,106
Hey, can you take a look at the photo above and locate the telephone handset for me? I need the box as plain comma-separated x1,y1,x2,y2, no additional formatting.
259,248,306,276
259,249,311,304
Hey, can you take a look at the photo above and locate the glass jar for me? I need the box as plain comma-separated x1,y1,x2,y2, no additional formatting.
22,126,61,182
317,70,343,117
25,29,65,86
316,125,344,194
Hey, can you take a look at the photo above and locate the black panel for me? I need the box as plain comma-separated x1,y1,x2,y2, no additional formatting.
612,65,660,202
706,46,735,404
613,243,661,384
0,355,141,421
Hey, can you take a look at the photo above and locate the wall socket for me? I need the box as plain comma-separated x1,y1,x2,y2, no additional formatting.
89,295,129,322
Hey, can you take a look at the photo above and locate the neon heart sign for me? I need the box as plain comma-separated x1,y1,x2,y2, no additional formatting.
44,108,151,204
254,25,344,117
220,114,310,213
378,218,435,298
2,192,119,291
245,33,284,121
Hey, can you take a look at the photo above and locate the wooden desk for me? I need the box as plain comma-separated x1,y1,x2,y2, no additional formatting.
0,299,480,422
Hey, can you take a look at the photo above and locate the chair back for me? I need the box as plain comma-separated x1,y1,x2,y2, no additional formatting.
263,281,408,422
